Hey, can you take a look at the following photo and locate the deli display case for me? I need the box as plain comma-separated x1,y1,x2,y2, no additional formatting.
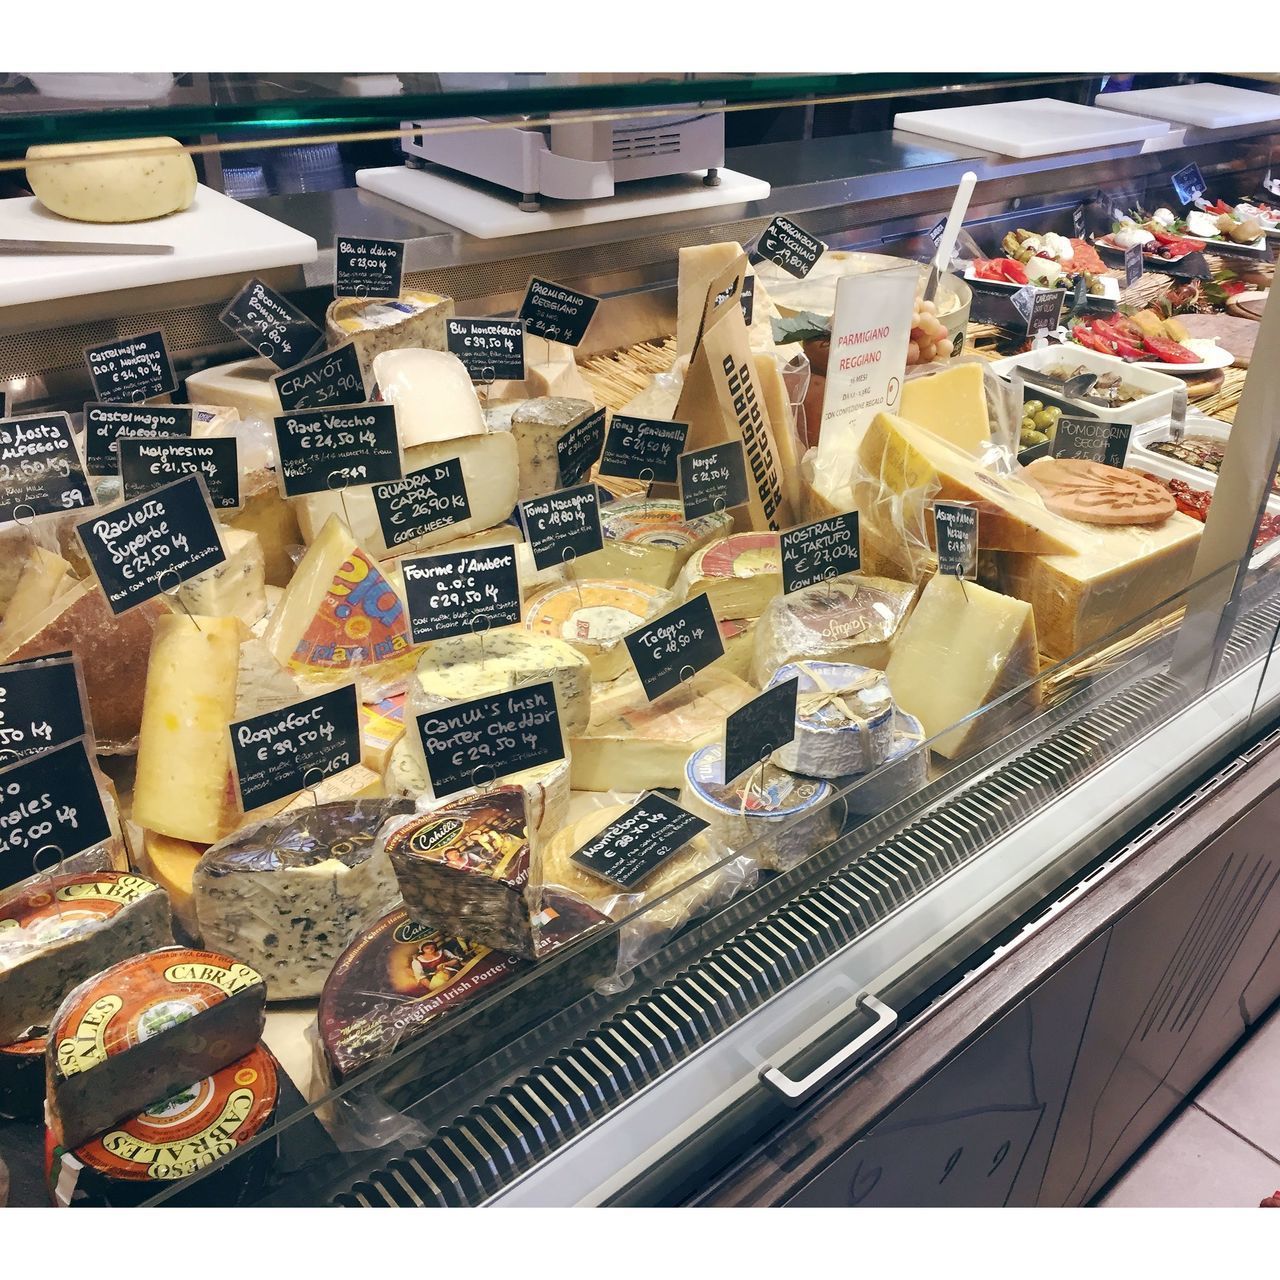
3,70,1280,1210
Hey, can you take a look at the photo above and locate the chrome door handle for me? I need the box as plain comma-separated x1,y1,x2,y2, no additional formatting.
759,994,898,1107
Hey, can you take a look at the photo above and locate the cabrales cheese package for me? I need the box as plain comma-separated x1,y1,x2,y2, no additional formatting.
572,497,732,589
768,661,895,779
328,292,454,382
675,531,782,621
843,711,929,816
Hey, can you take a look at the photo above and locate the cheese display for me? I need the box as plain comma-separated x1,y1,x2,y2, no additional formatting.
572,497,733,589
185,358,283,421
0,546,72,649
489,336,597,403
136,830,205,941
176,527,268,626
327,292,453,381
768,661,895,779
510,397,595,499
843,711,930,816
675,532,782,620
25,137,196,223
369,348,486,447
899,363,992,452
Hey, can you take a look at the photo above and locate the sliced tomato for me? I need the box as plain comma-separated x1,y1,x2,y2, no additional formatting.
1141,334,1200,364
1070,323,1113,354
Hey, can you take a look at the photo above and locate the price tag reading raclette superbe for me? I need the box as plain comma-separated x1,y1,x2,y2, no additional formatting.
220,277,324,370
84,330,176,404
755,215,827,279
780,513,861,595
273,404,403,497
0,413,92,524
624,593,724,702
518,277,599,347
118,435,240,509
570,792,709,891
272,341,367,412
84,403,193,477
0,656,88,763
401,545,521,644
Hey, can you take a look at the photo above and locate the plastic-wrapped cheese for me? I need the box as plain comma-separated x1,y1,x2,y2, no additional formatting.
0,546,72,648
510,397,594,499
570,498,732,589
175,526,267,626
327,292,454,382
370,348,485,448
842,711,929,816
768,661,894,779
26,137,196,223
675,532,782,621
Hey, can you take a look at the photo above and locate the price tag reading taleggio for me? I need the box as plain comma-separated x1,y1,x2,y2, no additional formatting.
372,459,471,550
84,330,176,404
220,277,324,370
781,513,861,596
557,407,606,487
446,318,526,383
230,684,362,812
518,277,600,348
1172,163,1207,207
0,414,93,524
570,792,710,891
598,415,688,485
273,404,403,497
0,739,112,892
84,404,193,477
755,215,826,280
723,677,799,787
118,435,240,509
273,342,367,412
678,439,750,521
519,484,603,572
1124,243,1144,289
624,593,724,703
75,473,225,614
416,681,564,800
933,501,978,581
0,657,88,763
402,545,521,644
1052,418,1133,468
335,235,405,300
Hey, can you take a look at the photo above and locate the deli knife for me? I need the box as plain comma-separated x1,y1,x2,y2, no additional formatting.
0,238,174,255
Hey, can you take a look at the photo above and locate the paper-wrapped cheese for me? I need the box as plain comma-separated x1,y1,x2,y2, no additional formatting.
767,661,894,779
26,137,196,223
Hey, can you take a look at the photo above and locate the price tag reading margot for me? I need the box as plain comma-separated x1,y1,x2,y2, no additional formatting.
84,403,193,477
1124,243,1144,288
755,215,826,280
556,406,606,487
624,593,724,702
272,342,367,412
518,277,600,348
780,513,861,596
220,277,324,370
723,678,799,787
273,404,402,497
570,792,710,891
932,501,978,581
678,439,749,521
0,414,92,524
84,330,176,404
598,415,688,485
1172,163,1207,207
0,657,88,763
401,545,521,644
230,684,361,812
118,435,241,509
446,318,526,383
1052,418,1133,468
416,681,564,799
335,235,405,300
372,459,471,549
518,484,603,572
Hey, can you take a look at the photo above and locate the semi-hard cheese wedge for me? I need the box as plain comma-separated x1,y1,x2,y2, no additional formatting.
768,661,895,779
327,292,454,382
489,336,597,404
370,348,486,448
185,357,283,420
675,532,782,621
0,546,72,648
715,617,756,682
136,830,205,941
899,363,992,453
176,526,267,626
45,946,267,1150
570,498,733,589
510,397,594,499
26,137,196,223
885,575,1040,760
225,465,303,589
360,694,405,775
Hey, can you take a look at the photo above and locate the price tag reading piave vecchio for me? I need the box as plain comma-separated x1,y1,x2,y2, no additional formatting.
780,513,861,595
401,545,521,644
273,404,403,497
598,415,689,485
0,413,93,524
84,330,177,404
445,318,526,383
556,407,606,487
518,277,600,348
678,439,750,521
723,678,799,786
220,277,324,370
755,215,827,279
518,484,604,572
0,656,89,763
84,404,193,477
372,459,472,549
273,342,367,412
932,501,978,581
570,792,710,891
1052,418,1133,468
118,434,241,509
624,593,724,702
335,235,405,300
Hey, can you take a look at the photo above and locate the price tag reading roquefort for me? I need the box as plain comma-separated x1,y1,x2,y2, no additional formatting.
623,593,724,702
401,546,521,644
273,404,403,497
84,330,176,404
780,513,861,595
0,656,89,763
220,277,324,370
273,342,367,412
117,435,241,510
84,404,193,477
372,460,471,550
0,413,93,524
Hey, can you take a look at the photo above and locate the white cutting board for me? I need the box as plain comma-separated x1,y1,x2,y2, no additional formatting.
894,97,1169,158
1095,82,1280,129
0,185,318,308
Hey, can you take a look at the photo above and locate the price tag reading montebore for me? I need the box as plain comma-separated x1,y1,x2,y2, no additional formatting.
723,677,799,787
75,473,225,614
518,484,603,572
679,439,749,520
274,404,402,497
756,215,826,280
1172,163,1207,207
0,414,92,524
401,546,521,644
230,684,361,811
372,459,471,549
446,318,526,383
273,342,367,412
932,501,978,581
0,657,88,763
220,277,324,370
557,407,606,487
84,330,176,404
335,236,405,299
518,277,600,348
84,404,193,477
570,792,710,891
416,681,564,800
781,513,861,595
624,593,724,702
1052,418,1133,468
118,435,240,509
1124,243,1144,288
598,415,689,485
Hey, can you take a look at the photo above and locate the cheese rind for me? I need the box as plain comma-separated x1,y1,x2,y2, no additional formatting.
510,397,594,499
843,711,930,815
26,137,196,223
0,546,72,648
176,527,267,625
327,292,453,382
370,348,486,449
136,830,205,941
675,532,782,621
185,357,283,421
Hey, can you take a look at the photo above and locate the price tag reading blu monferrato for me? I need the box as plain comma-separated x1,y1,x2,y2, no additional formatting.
118,435,241,509
624,594,724,702
416,681,564,800
84,330,176,404
518,484,603,572
933,501,978,581
230,685,362,812
75,473,225,614
678,439,750,521
401,546,521,644
0,414,92,524
372,460,471,550
1173,163,1207,207
518,277,600,348
755,215,827,280
570,792,710,891
273,404,402,497
273,342,367,412
557,407,606,487
220,277,324,370
445,318,526,383
598,415,688,485
83,403,193,477
335,236,405,300
0,656,88,763
1124,243,1144,288
780,513,861,595
723,678,799,787
1052,418,1133,468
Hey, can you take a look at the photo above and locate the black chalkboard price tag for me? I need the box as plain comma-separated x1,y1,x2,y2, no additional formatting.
1052,418,1133,468
219,277,324,370
518,484,604,572
723,677,799,786
75,472,225,614
273,342,367,412
273,404,402,497
84,403,193,477
932,500,978,581
518,277,600,348
372,459,471,550
0,656,89,763
335,235,405,299
557,406,606,487
0,414,93,524
445,318,526,383
415,680,564,800
229,684,362,812
1012,286,1063,336
678,439,750,521
1172,163,1207,207
928,217,947,246
624,593,724,702
0,738,112,893
598,415,689,485
780,513,861,595
118,434,240,509
401,545,521,644
755,215,827,280
1124,243,1144,288
740,275,756,326
84,330,176,404
1073,204,1087,237
570,791,710,891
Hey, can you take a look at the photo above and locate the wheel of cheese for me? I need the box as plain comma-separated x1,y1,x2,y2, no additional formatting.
768,661,894,780
675,531,782,620
26,137,196,223
842,711,930,816
573,498,733,588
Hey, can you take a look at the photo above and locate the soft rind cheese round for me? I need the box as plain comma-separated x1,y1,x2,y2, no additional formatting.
572,498,733,588
768,661,894,779
842,711,929,816
26,137,197,224
675,532,782,621
370,348,485,448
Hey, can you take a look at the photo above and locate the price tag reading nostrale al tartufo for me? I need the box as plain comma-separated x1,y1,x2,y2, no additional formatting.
372,459,472,550
780,513,861,596
401,545,521,645
755,215,826,279
624,593,725,702
273,403,403,497
0,738,112,892
1052,417,1134,468
84,404,193,477
518,277,600,348
723,677,799,787
557,406,606,487
0,656,89,763
1124,243,1144,288
598,414,688,485
84,330,177,404
445,318,526,383
0,413,93,524
678,439,750,521
932,501,979,581
519,484,604,572
273,342,367,413
75,472,226,614
1172,162,1207,207
570,791,710,891
118,434,241,509
416,681,564,800
335,235,405,300
220,277,325,370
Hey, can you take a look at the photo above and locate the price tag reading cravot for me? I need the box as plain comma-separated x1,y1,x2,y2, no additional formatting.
518,277,600,348
446,318,526,383
1124,243,1144,289
273,404,403,497
0,414,93,524
335,236,405,300
755,215,826,280
780,513,861,595
1052,418,1133,468
272,342,367,412
678,439,750,521
624,593,724,702
598,414,688,485
84,404,193,477
557,406,606,487
401,545,521,644
723,677,799,786
118,435,241,509
1172,163,1207,207
220,277,324,370
570,792,710,891
230,684,362,812
84,330,176,404
932,501,978,581
519,484,603,572
372,459,471,549
0,656,89,763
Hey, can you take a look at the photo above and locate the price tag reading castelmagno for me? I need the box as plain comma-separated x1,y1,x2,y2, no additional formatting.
755,215,827,280
598,415,689,485
518,277,600,348
1052,418,1133,468
372,459,471,549
1172,163,1207,207
570,792,710,891
230,684,362,811
0,657,88,763
723,678,799,786
624,593,724,702
220,277,324,370
401,546,521,644
273,404,403,497
0,414,92,524
780,513,861,595
518,484,603,572
84,330,176,404
84,403,193,477
273,342,367,412
0,739,112,892
416,681,564,799
678,439,750,521
118,435,241,509
557,406,606,487
1124,243,1144,288
335,235,405,299
75,473,225,614
445,318,526,383
932,501,978,581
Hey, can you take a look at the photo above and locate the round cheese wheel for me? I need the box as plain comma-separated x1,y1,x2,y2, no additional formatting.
26,137,196,224
601,497,732,550
842,711,930,816
675,531,783,619
768,661,894,779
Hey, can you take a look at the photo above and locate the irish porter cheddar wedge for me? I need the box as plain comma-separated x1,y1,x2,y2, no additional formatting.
26,137,196,223
369,348,486,448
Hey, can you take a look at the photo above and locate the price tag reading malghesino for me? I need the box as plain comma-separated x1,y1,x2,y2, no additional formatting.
933,501,978,581
220,277,324,370
624,593,724,702
335,235,405,300
518,484,603,572
84,403,193,477
570,792,710,891
84,330,176,404
598,415,689,485
781,513,861,595
416,681,564,800
1172,163,1207,207
755,215,827,280
372,459,471,550
1124,243,1144,288
723,678,799,786
518,277,600,348
446,318,526,383
230,684,361,812
678,439,750,521
75,473,225,614
557,407,606,487
0,657,88,763
0,414,93,524
118,435,241,509
273,342,367,412
1052,418,1133,468
401,546,521,644
273,404,402,497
